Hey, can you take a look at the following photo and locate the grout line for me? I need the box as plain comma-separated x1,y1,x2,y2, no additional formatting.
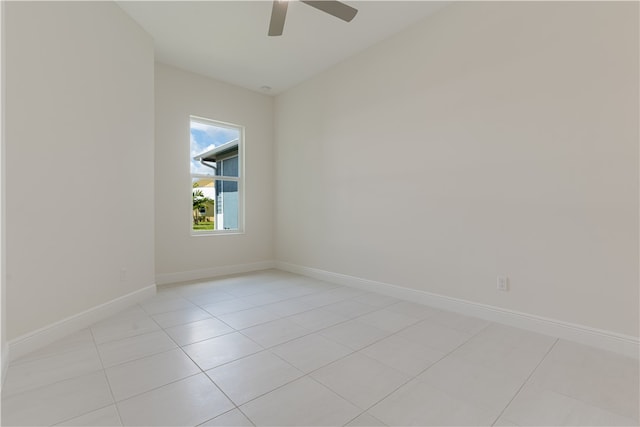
1,365,106,401
231,306,482,425
7,272,555,427
94,287,393,369
97,334,181,369
235,406,258,427
89,327,125,427
196,406,257,427
0,275,364,426
4,330,128,424
204,348,309,409
195,287,490,422
52,402,122,427
67,279,471,424
148,277,398,351
146,315,245,420
340,317,491,426
489,338,559,426
113,371,205,404
86,314,244,423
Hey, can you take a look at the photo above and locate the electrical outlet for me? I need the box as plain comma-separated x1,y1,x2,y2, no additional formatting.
120,269,127,283
497,275,509,292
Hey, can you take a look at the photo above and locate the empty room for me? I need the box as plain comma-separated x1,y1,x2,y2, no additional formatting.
0,0,638,426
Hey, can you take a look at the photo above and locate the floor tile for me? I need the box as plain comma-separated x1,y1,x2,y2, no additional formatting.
10,329,96,365
369,379,497,426
323,299,379,319
249,283,291,298
429,309,491,335
451,324,556,381
110,305,150,320
271,333,353,373
185,290,237,306
529,340,640,421
165,317,235,346
97,330,176,368
397,319,474,353
352,292,400,308
240,377,360,426
295,278,340,292
416,354,524,412
220,283,268,298
151,306,213,328
297,276,340,291
310,352,411,409
182,332,263,371
241,318,310,348
258,278,304,293
502,383,638,426
271,283,320,299
345,412,387,426
356,308,418,333
105,348,200,401
240,290,288,306
206,351,303,405
3,339,102,397
155,286,184,298
296,287,362,308
260,299,315,317
201,298,256,316
4,271,636,427
140,296,198,315
287,308,349,332
320,320,390,350
91,314,160,345
384,301,439,320
117,374,233,426
2,371,114,426
216,307,281,330
55,405,122,426
360,334,445,376
211,274,268,288
199,408,253,426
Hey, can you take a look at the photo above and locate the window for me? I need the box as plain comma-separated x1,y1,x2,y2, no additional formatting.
190,116,243,234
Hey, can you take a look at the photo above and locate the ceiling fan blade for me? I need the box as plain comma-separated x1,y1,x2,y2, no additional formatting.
300,1,358,22
268,0,289,36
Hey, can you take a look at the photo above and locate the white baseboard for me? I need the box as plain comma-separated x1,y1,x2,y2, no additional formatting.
276,261,639,359
1,344,9,389
8,284,156,362
156,261,277,286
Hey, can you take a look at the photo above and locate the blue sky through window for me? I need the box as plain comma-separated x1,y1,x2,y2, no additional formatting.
190,120,239,175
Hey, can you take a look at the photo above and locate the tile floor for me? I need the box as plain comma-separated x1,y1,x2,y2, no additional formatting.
2,270,638,426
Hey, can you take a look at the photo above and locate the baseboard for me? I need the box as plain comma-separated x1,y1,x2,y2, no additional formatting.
276,261,639,359
1,344,9,390
8,284,156,362
156,260,277,286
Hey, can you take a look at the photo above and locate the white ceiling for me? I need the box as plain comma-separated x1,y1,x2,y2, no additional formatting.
117,1,448,94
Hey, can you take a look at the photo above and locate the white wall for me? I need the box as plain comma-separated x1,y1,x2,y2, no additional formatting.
275,2,639,338
0,0,6,387
155,64,274,282
5,2,155,341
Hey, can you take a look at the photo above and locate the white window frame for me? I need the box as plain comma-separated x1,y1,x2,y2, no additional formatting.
189,116,245,236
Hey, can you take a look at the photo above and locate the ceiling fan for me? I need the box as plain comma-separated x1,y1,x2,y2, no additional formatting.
268,0,358,36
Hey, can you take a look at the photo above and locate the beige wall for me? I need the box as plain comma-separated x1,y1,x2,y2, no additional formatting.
5,2,155,340
275,2,639,337
155,64,274,278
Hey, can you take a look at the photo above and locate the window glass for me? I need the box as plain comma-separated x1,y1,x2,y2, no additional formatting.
190,117,242,233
